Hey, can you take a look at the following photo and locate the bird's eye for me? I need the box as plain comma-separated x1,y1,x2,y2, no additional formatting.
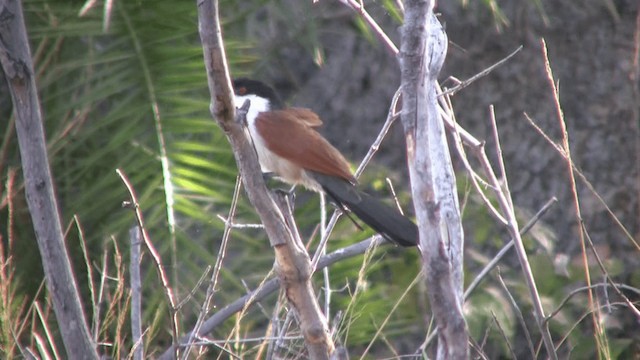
237,86,247,95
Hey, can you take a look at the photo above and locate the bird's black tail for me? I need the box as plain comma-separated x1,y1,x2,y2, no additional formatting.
311,173,418,247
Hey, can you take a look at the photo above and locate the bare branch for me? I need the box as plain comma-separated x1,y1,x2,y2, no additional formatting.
496,268,536,359
439,46,522,97
181,175,242,359
158,236,388,359
400,1,468,358
129,227,144,360
0,1,97,357
116,168,180,357
196,1,334,358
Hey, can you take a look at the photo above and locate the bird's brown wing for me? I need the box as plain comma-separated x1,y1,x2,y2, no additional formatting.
287,108,323,128
255,110,356,183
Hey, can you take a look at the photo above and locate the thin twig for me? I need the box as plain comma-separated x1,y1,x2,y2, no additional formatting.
443,95,508,225
490,311,517,360
176,266,212,309
440,46,522,97
34,302,62,359
547,283,640,323
360,273,422,359
496,268,536,359
116,169,179,357
486,101,557,359
523,112,640,251
464,197,557,298
319,193,331,319
336,0,399,56
158,236,388,360
69,216,99,341
554,301,628,352
182,175,243,359
581,227,640,320
1,2,97,354
120,5,180,302
541,38,602,356
311,88,403,270
129,226,144,360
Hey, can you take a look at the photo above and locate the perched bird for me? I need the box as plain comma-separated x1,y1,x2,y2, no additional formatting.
232,78,417,247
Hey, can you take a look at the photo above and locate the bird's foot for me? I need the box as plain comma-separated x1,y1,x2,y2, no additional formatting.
262,172,276,182
272,187,296,202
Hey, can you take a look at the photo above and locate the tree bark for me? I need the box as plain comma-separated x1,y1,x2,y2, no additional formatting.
0,0,97,358
399,1,468,358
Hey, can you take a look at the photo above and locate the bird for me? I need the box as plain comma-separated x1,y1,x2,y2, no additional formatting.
232,78,418,247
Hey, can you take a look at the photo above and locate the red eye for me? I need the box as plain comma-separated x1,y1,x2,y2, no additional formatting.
237,86,247,95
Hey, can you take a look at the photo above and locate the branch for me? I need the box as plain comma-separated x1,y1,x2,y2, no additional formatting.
196,0,334,358
116,168,179,357
400,2,468,359
158,236,387,360
129,226,144,360
0,1,97,358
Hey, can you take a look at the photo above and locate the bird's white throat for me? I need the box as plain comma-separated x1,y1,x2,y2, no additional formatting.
234,94,271,127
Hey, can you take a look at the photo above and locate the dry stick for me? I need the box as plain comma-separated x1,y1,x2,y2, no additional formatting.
97,247,109,341
310,89,402,270
490,311,517,360
540,38,604,355
158,236,387,359
554,301,629,353
263,313,277,360
547,283,640,324
496,268,536,359
115,169,179,358
360,273,422,359
423,88,558,357
319,193,331,320
69,216,100,340
129,226,144,360
442,96,507,225
440,46,522,97
0,117,16,189
34,302,62,359
468,339,490,360
197,1,334,358
464,197,557,299
0,2,97,357
633,10,640,252
223,266,278,358
337,0,399,55
582,227,640,320
522,112,639,251
524,112,640,319
177,266,213,310
486,103,557,359
181,175,243,359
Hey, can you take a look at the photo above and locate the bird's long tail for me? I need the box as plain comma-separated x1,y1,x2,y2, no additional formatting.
311,173,418,247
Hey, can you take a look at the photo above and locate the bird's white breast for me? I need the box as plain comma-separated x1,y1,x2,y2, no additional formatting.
234,94,321,190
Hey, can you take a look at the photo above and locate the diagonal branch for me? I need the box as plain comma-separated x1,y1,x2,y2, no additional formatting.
195,1,334,358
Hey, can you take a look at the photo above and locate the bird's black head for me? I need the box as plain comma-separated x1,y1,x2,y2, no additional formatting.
232,78,283,109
